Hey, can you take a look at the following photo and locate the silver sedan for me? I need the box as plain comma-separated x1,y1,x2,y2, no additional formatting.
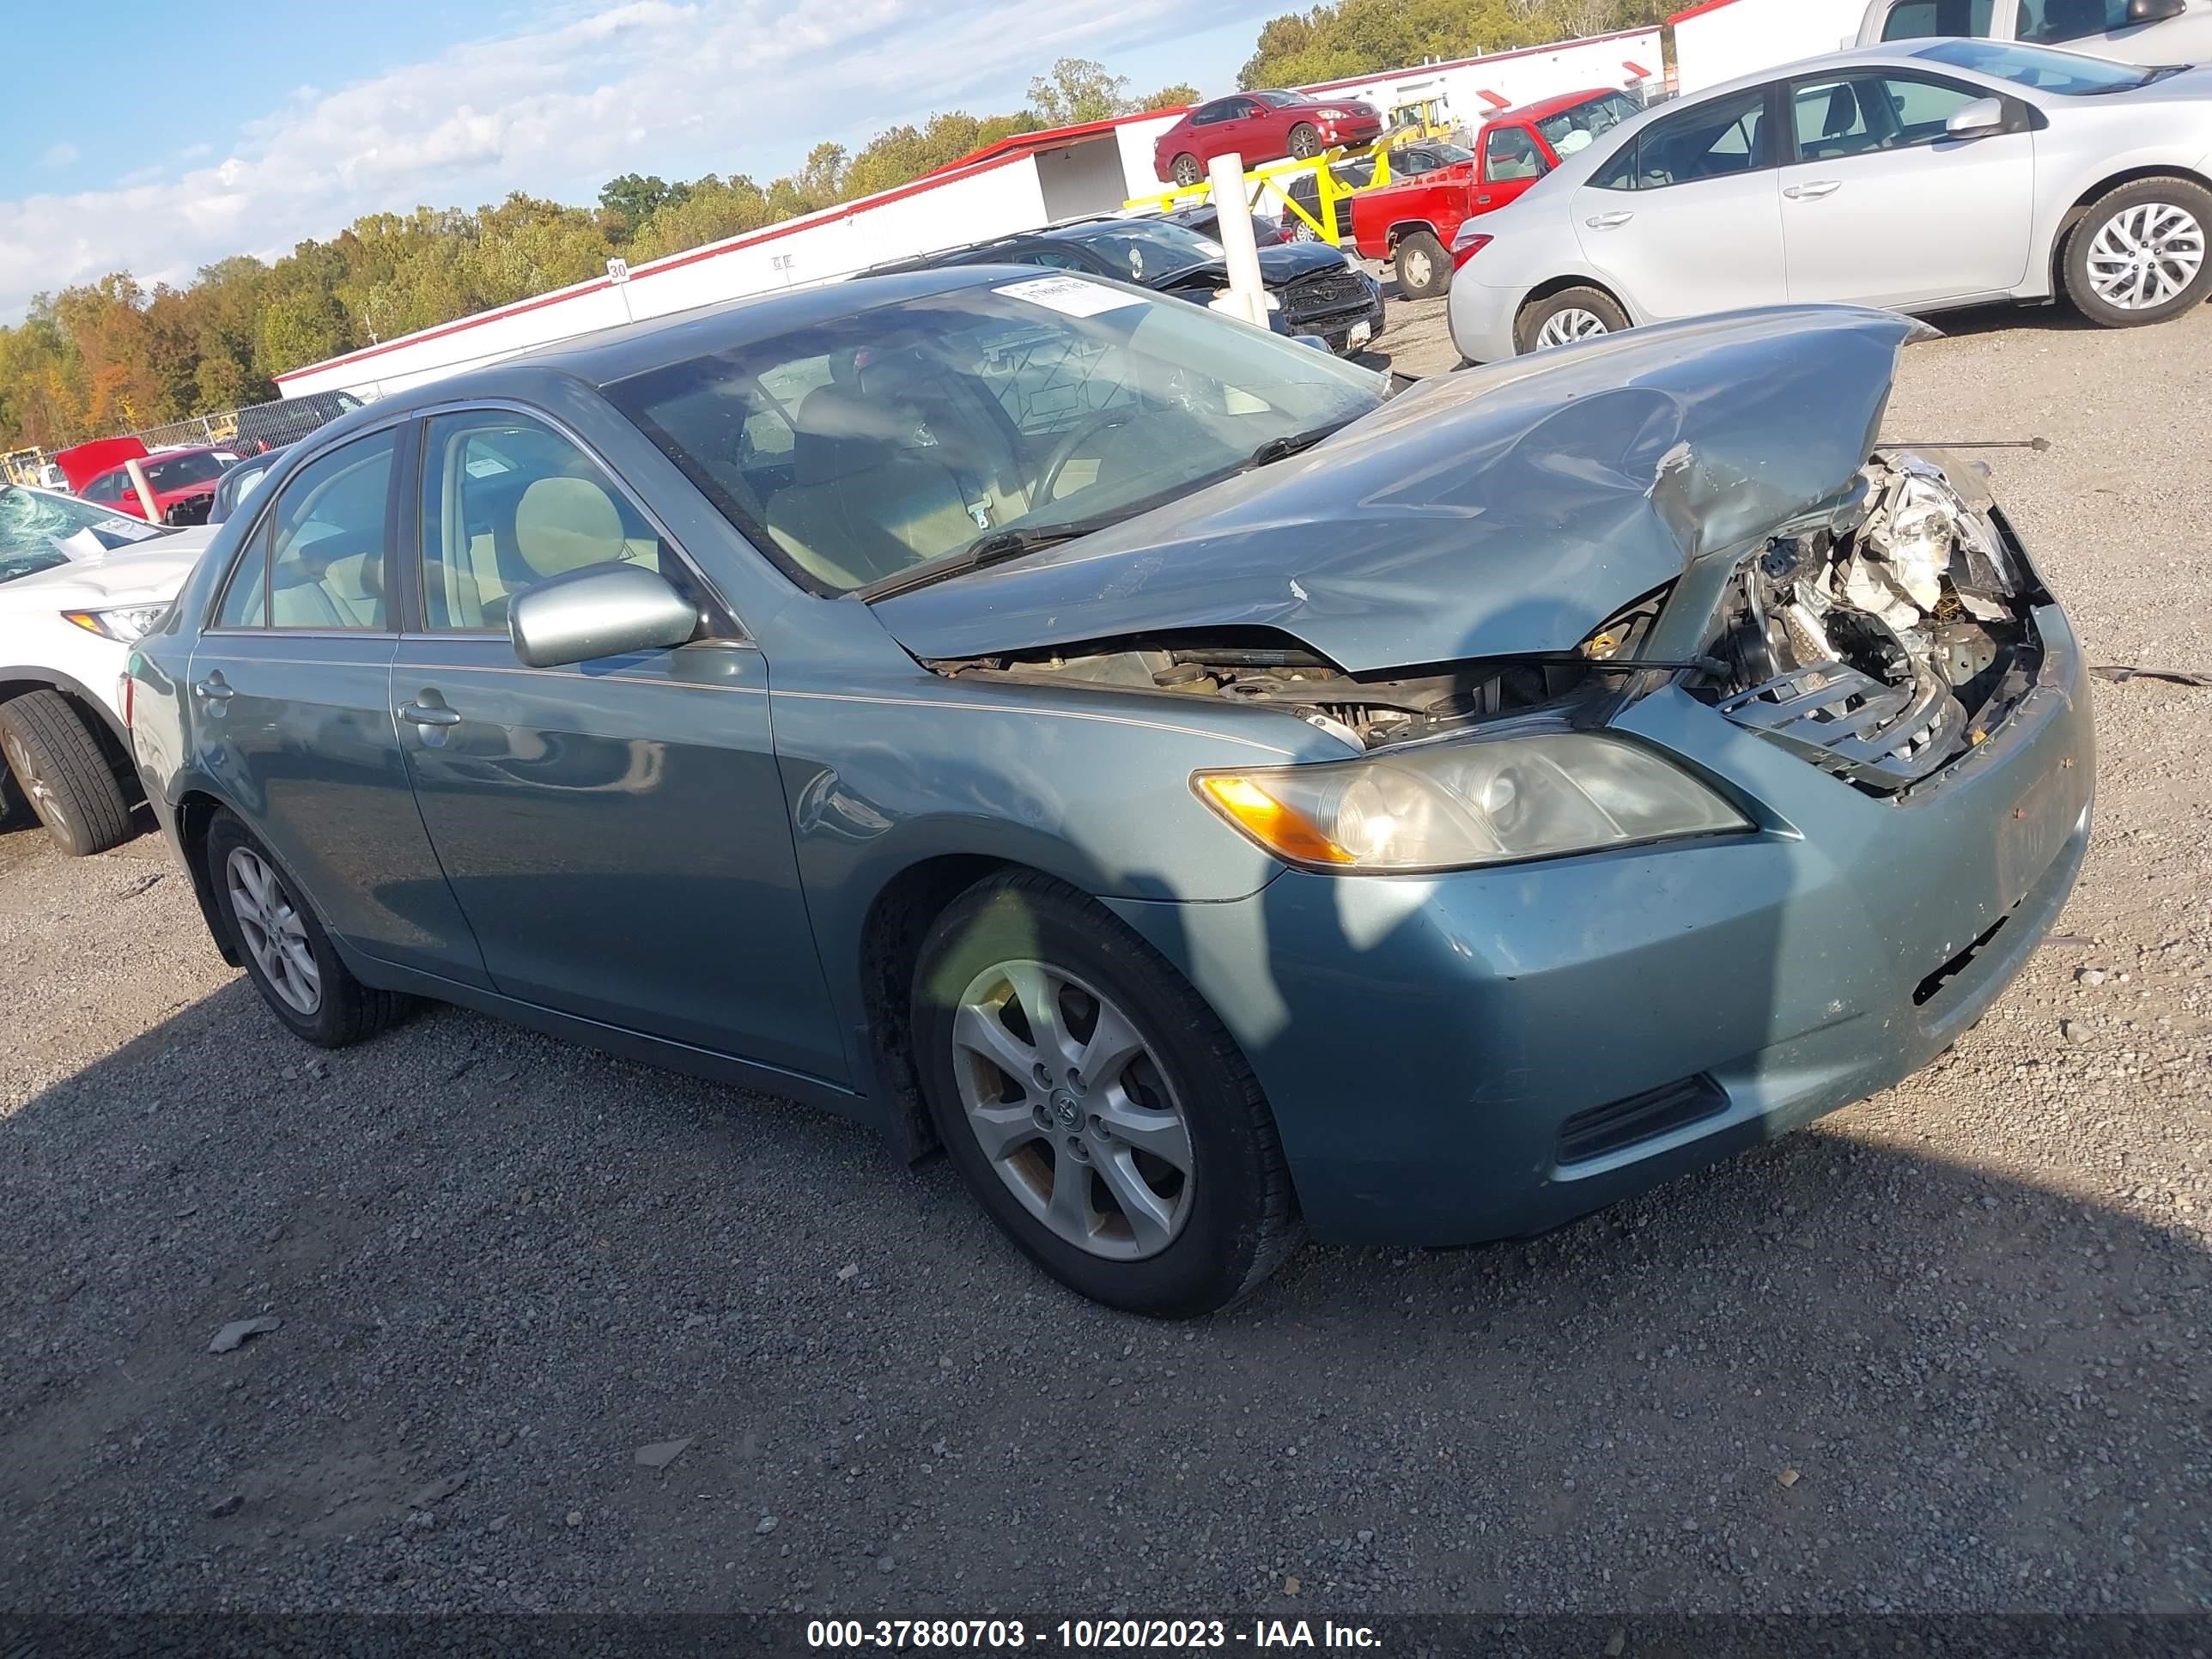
1447,40,2212,361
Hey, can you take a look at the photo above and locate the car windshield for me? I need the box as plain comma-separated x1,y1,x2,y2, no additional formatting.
1251,91,1307,108
1536,92,1642,151
605,277,1386,595
1418,142,1474,167
1047,220,1223,284
143,450,234,490
1914,39,2162,93
0,484,170,582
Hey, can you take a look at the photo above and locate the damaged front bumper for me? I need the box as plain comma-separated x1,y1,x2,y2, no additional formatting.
1102,526,2094,1248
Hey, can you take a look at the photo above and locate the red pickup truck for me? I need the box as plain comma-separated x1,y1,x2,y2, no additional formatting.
1351,88,1643,300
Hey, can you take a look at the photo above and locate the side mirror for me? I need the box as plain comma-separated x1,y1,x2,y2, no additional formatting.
1291,333,1332,352
2130,0,2185,22
1944,96,2007,138
508,562,699,669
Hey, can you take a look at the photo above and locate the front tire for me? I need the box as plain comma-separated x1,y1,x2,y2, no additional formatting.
1170,153,1202,188
205,809,408,1048
1394,229,1450,299
2063,177,2212,328
911,872,1301,1317
1288,123,1321,160
1514,285,1630,354
0,689,132,857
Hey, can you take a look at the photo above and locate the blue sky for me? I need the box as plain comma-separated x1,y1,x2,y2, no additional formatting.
1,0,1279,319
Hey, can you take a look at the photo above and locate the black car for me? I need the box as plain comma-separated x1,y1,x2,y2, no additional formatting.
208,445,291,525
1158,202,1291,247
873,217,1384,356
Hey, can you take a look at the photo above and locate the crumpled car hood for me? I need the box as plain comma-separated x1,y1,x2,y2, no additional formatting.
872,307,1931,674
0,536,210,611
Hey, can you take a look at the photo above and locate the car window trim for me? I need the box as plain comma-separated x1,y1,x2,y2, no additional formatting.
203,412,415,636
401,394,750,644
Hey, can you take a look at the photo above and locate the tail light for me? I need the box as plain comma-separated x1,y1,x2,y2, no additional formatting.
1451,232,1493,271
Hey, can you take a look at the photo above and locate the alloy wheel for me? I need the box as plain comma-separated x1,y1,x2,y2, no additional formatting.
2086,202,2206,312
1402,246,1434,289
2,728,64,836
1534,307,1610,349
950,959,1194,1261
225,845,322,1016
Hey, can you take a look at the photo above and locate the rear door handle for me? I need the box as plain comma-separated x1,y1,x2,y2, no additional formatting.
1784,180,1842,200
194,675,234,702
1584,210,1634,229
398,700,461,728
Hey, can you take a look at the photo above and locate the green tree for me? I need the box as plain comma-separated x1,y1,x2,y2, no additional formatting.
598,173,692,240
1239,0,1665,88
1029,57,1132,125
1136,83,1200,112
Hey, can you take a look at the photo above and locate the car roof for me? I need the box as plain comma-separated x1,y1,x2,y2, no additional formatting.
1666,41,1999,105
417,266,1043,393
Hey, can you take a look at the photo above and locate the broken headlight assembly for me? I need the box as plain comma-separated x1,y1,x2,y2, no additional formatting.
1195,732,1749,873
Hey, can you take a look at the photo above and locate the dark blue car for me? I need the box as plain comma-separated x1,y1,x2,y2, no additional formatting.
125,273,2091,1316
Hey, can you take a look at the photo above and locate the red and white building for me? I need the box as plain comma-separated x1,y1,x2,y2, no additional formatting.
273,32,1665,402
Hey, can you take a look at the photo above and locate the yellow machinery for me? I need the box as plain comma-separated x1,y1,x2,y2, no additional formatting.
1385,96,1453,145
1123,142,1379,247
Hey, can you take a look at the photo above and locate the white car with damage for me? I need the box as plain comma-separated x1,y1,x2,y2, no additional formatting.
0,490,216,855
1446,40,2212,361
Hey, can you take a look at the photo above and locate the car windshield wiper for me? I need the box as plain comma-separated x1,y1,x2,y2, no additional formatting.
1247,417,1358,471
857,518,1120,603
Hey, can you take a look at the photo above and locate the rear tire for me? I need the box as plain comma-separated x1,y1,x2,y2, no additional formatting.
1514,285,1630,355
1288,123,1322,160
0,690,132,857
1170,153,1202,187
204,809,409,1048
1394,229,1450,299
911,871,1302,1317
2062,176,2212,329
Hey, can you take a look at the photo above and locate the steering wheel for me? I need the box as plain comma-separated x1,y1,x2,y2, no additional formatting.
1036,410,1136,505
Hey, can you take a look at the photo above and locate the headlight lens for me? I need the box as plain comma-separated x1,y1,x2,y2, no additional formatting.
63,604,170,642
1196,732,1750,872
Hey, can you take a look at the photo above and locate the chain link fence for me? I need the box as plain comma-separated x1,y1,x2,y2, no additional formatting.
2,390,366,489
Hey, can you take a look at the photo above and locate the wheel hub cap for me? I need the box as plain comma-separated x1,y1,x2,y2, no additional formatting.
3,731,63,830
950,959,1194,1261
225,846,322,1017
1534,307,1609,349
2087,202,2205,311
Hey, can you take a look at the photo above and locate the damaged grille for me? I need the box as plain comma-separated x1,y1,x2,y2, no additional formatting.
1705,452,2040,794
1283,270,1372,319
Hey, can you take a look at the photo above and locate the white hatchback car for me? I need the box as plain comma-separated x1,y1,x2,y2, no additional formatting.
1446,40,2212,361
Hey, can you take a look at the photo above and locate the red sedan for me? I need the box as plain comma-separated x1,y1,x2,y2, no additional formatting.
77,446,241,525
1153,91,1383,186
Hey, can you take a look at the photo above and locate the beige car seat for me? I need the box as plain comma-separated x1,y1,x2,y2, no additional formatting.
765,386,976,589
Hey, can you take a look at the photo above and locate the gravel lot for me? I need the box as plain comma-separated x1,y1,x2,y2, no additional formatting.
3,295,2210,1620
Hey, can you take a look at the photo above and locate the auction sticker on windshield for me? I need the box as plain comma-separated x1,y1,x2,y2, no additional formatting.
995,276,1150,317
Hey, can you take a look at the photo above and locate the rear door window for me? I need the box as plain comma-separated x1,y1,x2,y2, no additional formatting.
1881,0,1996,37
2019,0,2130,42
1626,88,1776,188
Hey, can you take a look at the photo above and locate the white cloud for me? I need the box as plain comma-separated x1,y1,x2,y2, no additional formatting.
0,0,1261,318
40,143,78,168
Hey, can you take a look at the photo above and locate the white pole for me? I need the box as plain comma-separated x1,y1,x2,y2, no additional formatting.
1204,153,1271,331
123,457,161,522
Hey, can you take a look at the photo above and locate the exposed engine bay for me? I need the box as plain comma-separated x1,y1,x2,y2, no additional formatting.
924,451,2040,792
927,634,1614,754
1702,451,2042,793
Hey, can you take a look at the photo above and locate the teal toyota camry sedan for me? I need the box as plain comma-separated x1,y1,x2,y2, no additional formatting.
125,270,2093,1316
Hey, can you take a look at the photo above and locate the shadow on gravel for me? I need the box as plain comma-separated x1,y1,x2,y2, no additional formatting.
1,960,2206,1615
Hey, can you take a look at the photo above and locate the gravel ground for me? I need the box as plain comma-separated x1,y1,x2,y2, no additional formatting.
3,296,2209,1620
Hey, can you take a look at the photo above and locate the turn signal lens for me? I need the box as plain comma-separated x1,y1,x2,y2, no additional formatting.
1196,775,1356,866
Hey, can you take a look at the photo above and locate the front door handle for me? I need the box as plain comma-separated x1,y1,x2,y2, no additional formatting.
398,699,462,728
1585,210,1634,229
1784,180,1842,200
194,675,234,702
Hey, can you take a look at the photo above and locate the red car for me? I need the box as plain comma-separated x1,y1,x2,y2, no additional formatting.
1153,91,1383,187
76,445,242,526
1347,88,1642,300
